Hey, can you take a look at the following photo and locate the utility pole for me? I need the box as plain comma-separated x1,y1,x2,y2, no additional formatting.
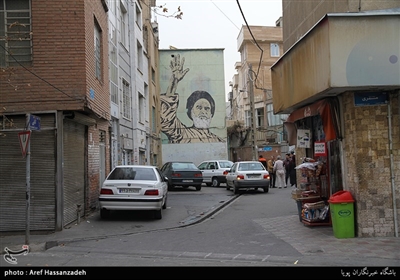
248,64,257,160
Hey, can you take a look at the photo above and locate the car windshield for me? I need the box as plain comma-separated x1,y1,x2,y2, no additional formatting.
238,163,264,171
220,161,233,168
107,167,157,181
171,162,198,170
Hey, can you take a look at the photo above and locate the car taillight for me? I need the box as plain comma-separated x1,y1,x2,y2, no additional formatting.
171,173,181,177
223,171,228,176
264,174,270,180
237,174,244,180
100,189,113,195
194,173,202,177
145,189,159,195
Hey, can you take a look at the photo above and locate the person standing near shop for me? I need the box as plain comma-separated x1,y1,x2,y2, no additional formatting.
267,155,276,188
284,153,291,187
290,151,297,187
273,155,286,188
258,155,267,169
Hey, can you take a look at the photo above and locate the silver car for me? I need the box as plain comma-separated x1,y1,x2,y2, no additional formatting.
99,165,168,220
197,160,234,187
225,161,270,194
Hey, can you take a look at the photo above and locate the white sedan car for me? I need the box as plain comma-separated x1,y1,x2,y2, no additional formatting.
99,165,168,220
225,161,270,194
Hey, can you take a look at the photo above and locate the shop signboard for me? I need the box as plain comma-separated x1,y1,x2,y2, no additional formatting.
354,92,387,107
314,141,327,156
297,129,310,148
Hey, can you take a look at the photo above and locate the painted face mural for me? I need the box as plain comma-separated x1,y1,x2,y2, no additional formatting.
160,54,223,144
191,98,212,129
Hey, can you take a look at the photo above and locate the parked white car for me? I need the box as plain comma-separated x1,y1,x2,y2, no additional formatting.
225,161,270,194
197,160,234,187
99,165,168,220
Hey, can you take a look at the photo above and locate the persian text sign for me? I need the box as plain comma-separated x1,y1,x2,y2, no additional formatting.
314,141,327,156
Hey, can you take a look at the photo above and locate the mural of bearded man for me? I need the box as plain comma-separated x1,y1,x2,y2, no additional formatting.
160,54,223,143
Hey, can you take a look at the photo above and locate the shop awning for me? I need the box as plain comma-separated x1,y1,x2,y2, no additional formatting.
284,98,340,145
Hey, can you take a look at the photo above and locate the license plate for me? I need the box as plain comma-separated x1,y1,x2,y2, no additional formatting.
119,188,139,193
248,175,259,179
182,180,193,182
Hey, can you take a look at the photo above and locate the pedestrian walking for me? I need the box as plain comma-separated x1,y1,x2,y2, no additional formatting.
267,155,276,188
290,151,297,187
273,155,286,188
284,153,291,187
258,155,267,169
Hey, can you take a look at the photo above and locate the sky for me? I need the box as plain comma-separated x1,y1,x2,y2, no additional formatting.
154,0,282,98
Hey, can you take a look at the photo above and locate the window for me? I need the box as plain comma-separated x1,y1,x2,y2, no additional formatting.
122,79,131,119
120,0,128,47
270,43,280,57
137,41,143,72
151,67,155,83
245,110,251,127
135,3,141,28
151,106,156,133
256,108,264,128
109,24,118,104
138,93,145,123
94,20,102,80
0,0,32,67
266,103,288,126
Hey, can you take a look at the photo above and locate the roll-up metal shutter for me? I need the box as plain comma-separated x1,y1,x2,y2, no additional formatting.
0,113,56,232
63,119,85,226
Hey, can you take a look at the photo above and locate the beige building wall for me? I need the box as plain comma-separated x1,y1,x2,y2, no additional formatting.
282,0,400,51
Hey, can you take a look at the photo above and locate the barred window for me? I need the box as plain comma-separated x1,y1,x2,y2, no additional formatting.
0,0,32,67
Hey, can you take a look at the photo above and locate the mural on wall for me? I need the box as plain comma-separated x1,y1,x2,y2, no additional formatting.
160,51,226,144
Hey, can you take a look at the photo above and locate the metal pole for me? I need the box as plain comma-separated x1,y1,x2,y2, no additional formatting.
249,64,257,160
25,130,31,245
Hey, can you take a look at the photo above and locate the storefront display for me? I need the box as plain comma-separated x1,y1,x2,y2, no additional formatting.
292,157,331,226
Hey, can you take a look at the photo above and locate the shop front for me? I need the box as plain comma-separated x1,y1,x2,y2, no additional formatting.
271,11,400,237
285,98,343,227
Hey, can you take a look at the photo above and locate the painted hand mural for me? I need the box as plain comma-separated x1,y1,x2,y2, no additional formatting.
160,54,223,143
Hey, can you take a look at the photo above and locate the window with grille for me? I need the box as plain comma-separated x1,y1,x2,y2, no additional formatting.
0,0,32,67
122,79,131,119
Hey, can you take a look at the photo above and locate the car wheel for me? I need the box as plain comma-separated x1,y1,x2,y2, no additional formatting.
234,186,239,194
168,184,174,191
154,209,162,220
100,208,110,219
195,185,202,191
162,196,167,209
226,185,230,190
211,177,220,187
263,186,269,193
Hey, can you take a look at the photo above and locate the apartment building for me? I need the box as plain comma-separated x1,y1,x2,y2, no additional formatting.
227,23,287,162
272,1,400,237
0,0,110,231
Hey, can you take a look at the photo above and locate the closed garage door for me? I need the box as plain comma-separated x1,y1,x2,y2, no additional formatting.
63,119,85,226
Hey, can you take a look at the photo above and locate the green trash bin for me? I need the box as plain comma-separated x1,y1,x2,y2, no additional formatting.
328,190,355,238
